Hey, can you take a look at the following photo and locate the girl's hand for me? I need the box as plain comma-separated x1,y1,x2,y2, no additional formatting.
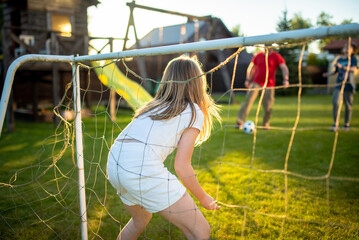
199,193,221,210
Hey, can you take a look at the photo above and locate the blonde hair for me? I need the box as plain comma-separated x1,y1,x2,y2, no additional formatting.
134,55,221,144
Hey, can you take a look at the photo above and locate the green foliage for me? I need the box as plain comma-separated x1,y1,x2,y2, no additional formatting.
276,10,291,32
316,11,334,26
306,53,317,66
341,19,353,25
276,10,354,53
290,13,312,30
277,10,312,32
306,53,328,67
315,13,355,52
275,11,312,95
0,95,359,239
316,12,335,52
231,24,244,37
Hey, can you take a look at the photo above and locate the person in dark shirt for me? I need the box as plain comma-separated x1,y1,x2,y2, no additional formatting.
323,42,358,131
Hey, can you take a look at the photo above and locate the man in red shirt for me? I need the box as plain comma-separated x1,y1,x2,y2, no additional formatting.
236,47,289,130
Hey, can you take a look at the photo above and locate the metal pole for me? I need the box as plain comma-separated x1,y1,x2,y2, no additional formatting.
109,38,117,120
0,54,73,136
126,1,211,21
75,23,359,62
72,63,88,240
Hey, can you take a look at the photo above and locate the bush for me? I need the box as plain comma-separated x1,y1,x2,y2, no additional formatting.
307,53,328,68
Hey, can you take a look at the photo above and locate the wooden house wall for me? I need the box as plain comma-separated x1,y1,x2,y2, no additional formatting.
24,0,89,33
2,1,26,32
2,0,90,56
27,0,81,11
1,0,97,124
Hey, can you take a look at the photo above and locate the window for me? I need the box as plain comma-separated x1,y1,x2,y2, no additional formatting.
51,14,72,37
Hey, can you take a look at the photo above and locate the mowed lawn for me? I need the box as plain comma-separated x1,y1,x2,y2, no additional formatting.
0,94,358,239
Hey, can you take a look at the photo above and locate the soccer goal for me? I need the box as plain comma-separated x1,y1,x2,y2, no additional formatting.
0,24,358,239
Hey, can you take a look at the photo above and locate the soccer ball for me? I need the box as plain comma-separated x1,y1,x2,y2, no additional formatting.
242,120,255,134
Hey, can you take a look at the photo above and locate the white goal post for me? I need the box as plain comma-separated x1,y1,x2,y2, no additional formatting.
0,23,358,240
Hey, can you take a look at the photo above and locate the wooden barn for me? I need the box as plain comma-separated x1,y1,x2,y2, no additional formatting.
0,0,99,129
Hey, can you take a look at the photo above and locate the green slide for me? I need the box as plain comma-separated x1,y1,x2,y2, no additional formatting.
92,61,153,110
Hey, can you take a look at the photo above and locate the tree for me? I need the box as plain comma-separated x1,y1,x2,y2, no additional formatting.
290,13,312,30
316,12,335,51
276,10,291,32
341,19,353,25
275,11,311,95
316,13,354,52
231,24,244,37
316,11,334,26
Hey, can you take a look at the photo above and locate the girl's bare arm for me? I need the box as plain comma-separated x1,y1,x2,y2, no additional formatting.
175,128,220,210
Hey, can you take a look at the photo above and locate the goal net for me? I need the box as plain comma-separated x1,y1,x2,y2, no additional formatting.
0,25,358,239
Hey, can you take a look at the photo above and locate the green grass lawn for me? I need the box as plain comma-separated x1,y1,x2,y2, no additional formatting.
0,94,358,239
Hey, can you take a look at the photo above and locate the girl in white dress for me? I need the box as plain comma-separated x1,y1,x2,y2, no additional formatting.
107,55,221,239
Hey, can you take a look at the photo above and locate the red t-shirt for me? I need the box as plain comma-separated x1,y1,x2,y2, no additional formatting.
252,51,285,87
